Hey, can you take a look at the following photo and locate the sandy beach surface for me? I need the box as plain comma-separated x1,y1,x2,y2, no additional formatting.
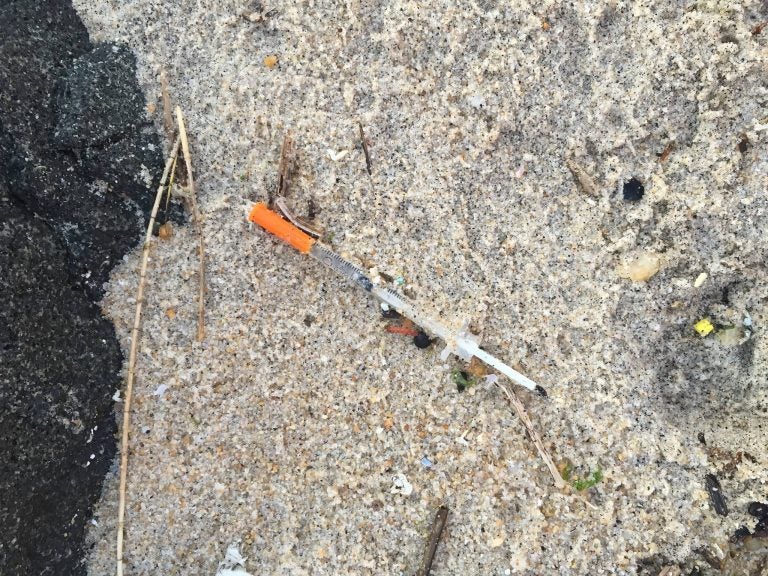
75,1,768,574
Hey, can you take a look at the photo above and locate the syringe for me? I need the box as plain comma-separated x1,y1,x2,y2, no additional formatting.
248,202,544,395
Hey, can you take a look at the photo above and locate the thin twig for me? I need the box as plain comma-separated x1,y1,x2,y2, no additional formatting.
418,505,449,576
116,137,180,576
162,148,178,218
359,122,372,176
493,379,566,489
160,70,174,142
175,106,206,342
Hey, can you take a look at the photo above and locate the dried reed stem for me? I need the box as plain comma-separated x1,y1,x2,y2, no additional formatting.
273,131,294,206
116,137,180,576
175,106,206,341
493,379,566,489
160,70,174,141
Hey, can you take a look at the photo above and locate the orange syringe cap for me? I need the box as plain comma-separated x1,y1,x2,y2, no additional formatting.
248,202,316,254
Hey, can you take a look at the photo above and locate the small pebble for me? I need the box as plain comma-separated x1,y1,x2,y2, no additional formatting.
617,252,661,282
693,272,707,288
263,54,278,69
622,177,645,202
157,222,172,239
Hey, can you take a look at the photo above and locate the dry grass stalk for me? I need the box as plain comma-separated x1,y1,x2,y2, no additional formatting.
175,106,206,341
160,70,174,141
493,379,566,489
116,137,180,576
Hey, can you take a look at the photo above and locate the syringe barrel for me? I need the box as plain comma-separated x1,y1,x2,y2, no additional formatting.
309,243,374,292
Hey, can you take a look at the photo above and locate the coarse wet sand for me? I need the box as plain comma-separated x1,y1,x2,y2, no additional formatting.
75,1,768,574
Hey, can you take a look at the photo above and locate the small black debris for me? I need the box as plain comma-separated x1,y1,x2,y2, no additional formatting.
737,135,751,154
535,385,548,397
731,525,751,541
413,331,433,349
303,314,315,327
747,501,768,519
705,473,729,516
622,177,645,202
381,306,401,319
697,432,706,445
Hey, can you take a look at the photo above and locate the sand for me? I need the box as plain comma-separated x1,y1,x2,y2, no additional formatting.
74,1,768,574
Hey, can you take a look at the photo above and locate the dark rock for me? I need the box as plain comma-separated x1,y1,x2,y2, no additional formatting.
0,1,178,574
732,525,751,541
622,177,645,202
747,501,768,519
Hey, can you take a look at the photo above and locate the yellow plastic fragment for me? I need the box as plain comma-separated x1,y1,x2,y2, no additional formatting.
694,318,715,337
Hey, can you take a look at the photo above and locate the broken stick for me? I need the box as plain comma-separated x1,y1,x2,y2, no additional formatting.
493,379,566,489
272,131,294,207
418,505,449,576
358,122,372,176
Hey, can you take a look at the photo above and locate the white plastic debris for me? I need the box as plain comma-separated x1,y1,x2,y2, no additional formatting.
153,384,169,397
216,544,252,576
327,149,348,162
693,272,708,288
112,389,121,402
390,473,413,496
483,374,499,388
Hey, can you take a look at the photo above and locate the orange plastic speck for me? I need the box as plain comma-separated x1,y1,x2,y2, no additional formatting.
249,202,316,254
